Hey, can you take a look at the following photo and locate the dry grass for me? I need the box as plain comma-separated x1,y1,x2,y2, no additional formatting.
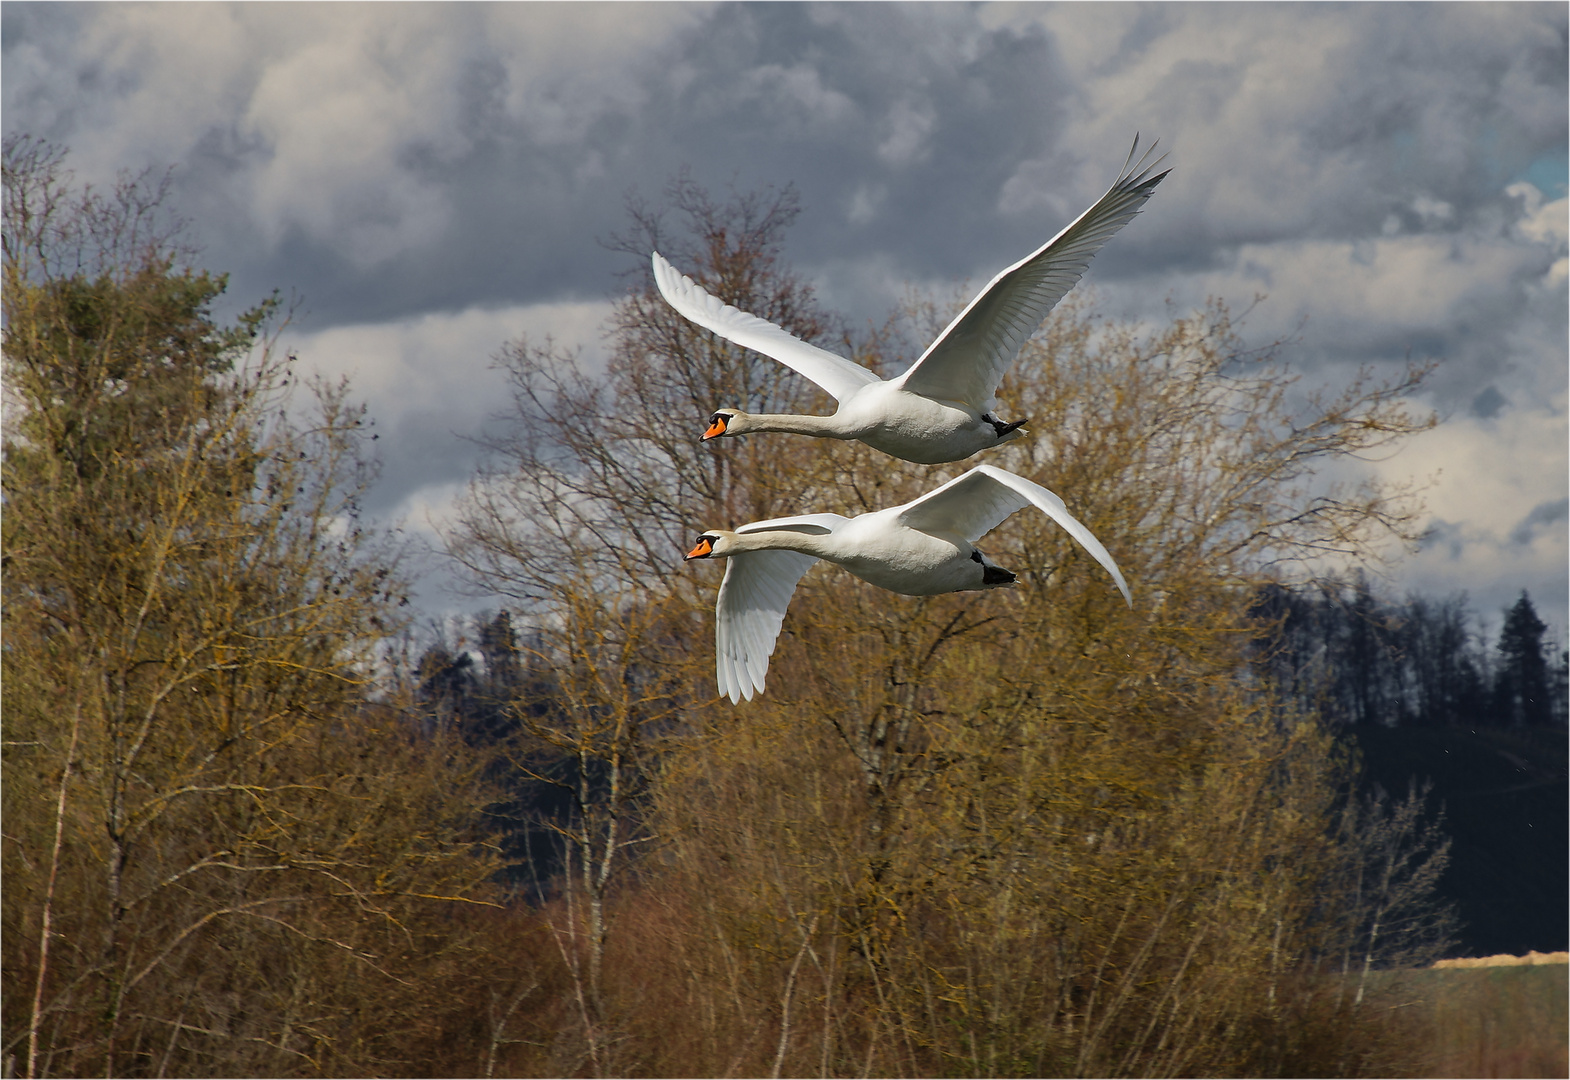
1433,951,1569,969
1370,961,1568,1079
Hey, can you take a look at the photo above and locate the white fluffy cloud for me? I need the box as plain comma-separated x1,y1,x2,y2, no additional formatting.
1379,404,1569,633
283,298,613,516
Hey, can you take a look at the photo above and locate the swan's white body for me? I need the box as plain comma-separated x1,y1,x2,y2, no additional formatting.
654,138,1169,465
685,464,1132,703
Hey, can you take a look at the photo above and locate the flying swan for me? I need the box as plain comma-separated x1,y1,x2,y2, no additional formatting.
653,137,1168,465
684,464,1132,703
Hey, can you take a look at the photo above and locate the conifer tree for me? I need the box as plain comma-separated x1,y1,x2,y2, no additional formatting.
1495,591,1553,727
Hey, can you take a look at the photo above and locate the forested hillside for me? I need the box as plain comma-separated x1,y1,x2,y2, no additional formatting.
1255,577,1567,731
5,139,1558,1078
1252,577,1568,957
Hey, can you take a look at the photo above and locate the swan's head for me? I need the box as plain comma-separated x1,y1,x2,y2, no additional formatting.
971,548,1017,588
684,531,737,560
701,410,741,441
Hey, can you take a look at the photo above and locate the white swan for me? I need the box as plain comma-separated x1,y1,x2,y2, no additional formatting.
684,464,1131,703
654,137,1168,465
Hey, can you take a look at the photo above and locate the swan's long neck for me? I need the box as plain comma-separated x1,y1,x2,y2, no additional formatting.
727,528,836,559
730,411,853,439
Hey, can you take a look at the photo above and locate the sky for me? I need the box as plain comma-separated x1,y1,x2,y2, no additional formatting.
4,2,1566,637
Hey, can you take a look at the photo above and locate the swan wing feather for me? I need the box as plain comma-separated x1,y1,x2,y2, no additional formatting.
736,513,845,536
653,252,879,404
715,548,821,703
896,137,1168,410
897,465,1132,606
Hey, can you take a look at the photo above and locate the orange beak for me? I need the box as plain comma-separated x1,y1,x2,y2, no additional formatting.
685,537,714,560
701,414,729,440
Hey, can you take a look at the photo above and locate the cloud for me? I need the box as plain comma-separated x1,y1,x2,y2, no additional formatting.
1510,498,1570,547
744,63,860,131
1471,386,1509,420
877,99,937,166
283,298,614,520
1371,400,1568,633
984,3,1566,255
3,2,1564,626
1083,179,1566,412
3,4,702,274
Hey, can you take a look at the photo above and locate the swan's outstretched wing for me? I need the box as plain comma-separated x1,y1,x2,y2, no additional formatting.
653,252,880,404
715,549,818,703
714,514,846,703
897,465,1132,606
896,137,1169,410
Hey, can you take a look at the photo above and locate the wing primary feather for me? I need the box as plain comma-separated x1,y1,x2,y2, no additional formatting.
898,466,1132,607
973,466,1132,607
652,252,879,404
712,549,819,704
896,138,1169,409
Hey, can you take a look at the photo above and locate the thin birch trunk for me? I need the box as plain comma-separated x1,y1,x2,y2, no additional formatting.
26,699,83,1080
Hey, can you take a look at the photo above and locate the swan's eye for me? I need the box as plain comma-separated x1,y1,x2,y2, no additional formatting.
970,550,984,564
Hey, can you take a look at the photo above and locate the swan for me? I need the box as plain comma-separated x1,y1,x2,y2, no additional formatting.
684,464,1132,703
653,137,1168,465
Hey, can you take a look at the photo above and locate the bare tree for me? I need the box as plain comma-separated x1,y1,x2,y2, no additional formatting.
2,137,505,1077
1337,780,1460,1007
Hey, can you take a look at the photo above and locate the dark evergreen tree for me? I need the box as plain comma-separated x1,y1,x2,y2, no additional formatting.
1251,575,1537,730
1494,591,1554,727
1554,645,1570,726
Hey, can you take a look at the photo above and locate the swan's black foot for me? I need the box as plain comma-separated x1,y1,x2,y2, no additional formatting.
989,415,1028,438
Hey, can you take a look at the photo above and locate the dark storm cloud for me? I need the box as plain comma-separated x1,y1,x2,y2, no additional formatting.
167,4,1086,329
7,5,1560,345
3,2,1564,626
1511,498,1570,547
